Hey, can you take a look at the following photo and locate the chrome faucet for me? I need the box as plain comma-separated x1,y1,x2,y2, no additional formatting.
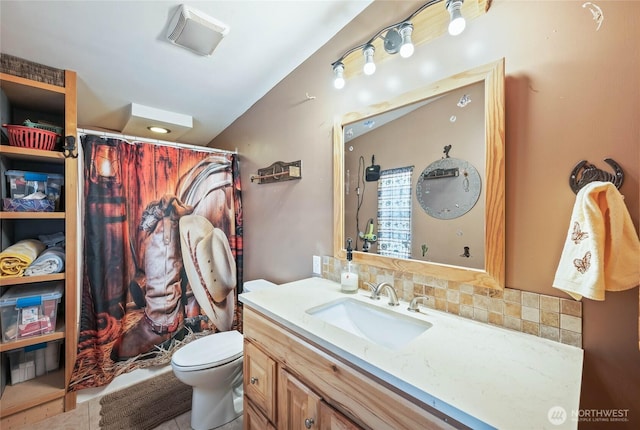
365,282,400,306
408,296,429,312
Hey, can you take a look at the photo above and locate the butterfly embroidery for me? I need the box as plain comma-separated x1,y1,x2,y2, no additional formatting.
571,222,589,244
574,251,591,274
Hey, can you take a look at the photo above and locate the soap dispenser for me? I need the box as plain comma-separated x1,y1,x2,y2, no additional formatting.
341,238,359,294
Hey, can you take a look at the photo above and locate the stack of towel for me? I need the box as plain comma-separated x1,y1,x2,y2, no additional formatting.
553,181,640,300
0,239,66,277
0,239,46,277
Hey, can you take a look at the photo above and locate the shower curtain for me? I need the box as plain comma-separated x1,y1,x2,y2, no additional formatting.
377,166,413,259
70,135,243,390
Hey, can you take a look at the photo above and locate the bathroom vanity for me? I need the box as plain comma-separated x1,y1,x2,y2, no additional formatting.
240,277,583,429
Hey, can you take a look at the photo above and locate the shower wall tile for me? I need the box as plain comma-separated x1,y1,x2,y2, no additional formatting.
322,256,583,348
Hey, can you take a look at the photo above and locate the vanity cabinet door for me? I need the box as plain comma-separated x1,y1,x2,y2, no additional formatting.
245,396,276,430
244,339,277,422
278,368,321,430
319,402,363,430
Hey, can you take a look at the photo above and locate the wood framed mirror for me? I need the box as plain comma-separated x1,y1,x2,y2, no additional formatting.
333,58,505,290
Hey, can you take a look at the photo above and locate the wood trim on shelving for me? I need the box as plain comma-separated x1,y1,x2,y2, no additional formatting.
0,323,65,353
0,145,66,162
0,73,66,94
62,69,78,413
0,212,66,220
0,273,65,287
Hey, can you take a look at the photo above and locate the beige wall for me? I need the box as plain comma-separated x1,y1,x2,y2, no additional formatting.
213,1,639,427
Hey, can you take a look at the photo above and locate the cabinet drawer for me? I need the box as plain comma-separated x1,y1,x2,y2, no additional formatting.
244,397,276,430
244,339,276,422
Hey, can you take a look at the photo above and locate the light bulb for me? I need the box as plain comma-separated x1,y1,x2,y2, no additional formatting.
363,45,376,76
447,0,466,36
448,15,466,35
147,126,170,134
333,62,345,89
399,23,414,58
363,62,376,75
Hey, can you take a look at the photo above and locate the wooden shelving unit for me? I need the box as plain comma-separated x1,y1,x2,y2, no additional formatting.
0,67,78,425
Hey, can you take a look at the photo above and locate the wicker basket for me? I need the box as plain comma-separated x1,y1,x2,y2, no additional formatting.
3,125,57,151
0,54,65,87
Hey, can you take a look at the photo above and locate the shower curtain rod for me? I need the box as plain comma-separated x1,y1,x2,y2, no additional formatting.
77,128,237,155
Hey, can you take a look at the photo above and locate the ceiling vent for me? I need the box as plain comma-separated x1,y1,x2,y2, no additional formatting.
167,4,229,56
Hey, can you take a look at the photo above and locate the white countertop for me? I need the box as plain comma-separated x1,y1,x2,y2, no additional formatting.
239,277,583,430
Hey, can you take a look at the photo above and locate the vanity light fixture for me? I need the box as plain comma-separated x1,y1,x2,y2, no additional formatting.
331,0,467,89
148,126,171,134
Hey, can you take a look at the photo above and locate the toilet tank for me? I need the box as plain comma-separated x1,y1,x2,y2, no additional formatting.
243,279,277,293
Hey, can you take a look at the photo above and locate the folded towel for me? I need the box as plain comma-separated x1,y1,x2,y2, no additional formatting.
553,181,640,300
0,239,46,277
24,246,66,276
38,232,65,248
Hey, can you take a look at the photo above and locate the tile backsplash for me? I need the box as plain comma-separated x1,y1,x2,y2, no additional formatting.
323,256,582,348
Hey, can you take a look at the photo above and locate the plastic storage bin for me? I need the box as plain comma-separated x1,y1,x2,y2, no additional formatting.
5,170,48,199
46,172,64,205
8,347,36,384
4,169,64,209
7,340,60,385
0,282,63,342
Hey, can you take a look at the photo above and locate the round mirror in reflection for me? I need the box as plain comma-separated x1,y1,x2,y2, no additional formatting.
416,157,481,220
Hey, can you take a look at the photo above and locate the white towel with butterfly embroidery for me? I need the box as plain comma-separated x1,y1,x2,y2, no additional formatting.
553,181,640,301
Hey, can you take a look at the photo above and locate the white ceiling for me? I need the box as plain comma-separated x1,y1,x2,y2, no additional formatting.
0,0,372,146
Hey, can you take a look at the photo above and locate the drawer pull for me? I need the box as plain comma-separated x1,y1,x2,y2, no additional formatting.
304,418,315,428
250,377,258,384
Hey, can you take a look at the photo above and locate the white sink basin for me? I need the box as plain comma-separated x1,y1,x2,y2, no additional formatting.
306,298,432,350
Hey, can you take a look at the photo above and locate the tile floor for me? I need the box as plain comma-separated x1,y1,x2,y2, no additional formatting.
21,397,243,430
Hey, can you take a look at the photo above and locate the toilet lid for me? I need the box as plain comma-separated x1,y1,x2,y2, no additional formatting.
243,279,277,293
172,330,243,371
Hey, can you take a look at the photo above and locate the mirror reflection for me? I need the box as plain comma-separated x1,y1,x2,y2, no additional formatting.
344,81,485,268
334,59,505,290
415,156,482,221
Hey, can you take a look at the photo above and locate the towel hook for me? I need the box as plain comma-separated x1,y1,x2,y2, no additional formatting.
569,158,624,194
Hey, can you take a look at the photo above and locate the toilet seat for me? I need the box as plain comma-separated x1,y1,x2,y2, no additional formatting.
171,330,243,371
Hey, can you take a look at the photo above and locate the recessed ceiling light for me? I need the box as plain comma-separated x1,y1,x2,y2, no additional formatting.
148,126,171,134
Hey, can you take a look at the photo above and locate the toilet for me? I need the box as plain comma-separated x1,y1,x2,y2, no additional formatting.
171,279,277,430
